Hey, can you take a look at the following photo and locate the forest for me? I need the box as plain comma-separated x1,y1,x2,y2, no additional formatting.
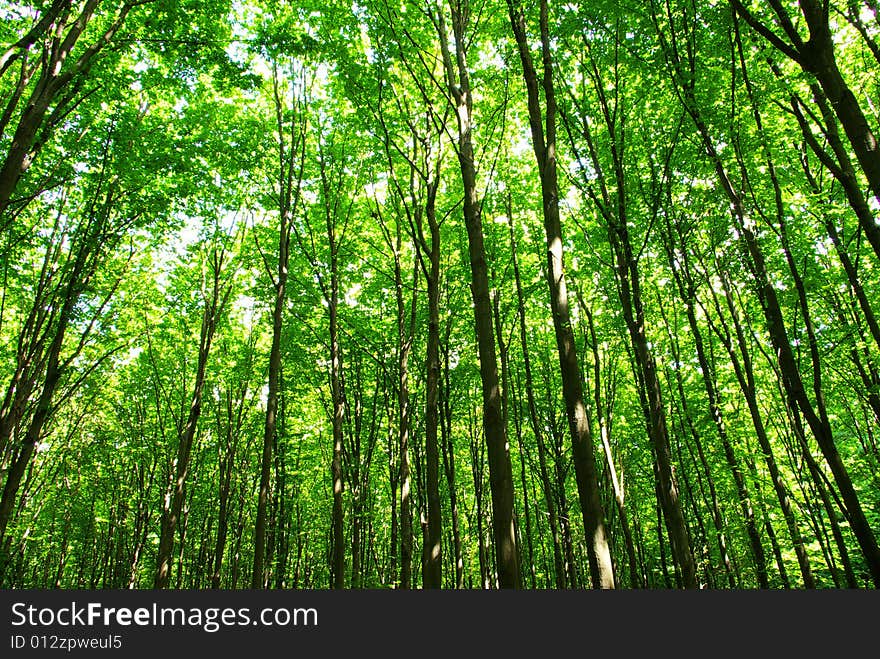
1,0,879,590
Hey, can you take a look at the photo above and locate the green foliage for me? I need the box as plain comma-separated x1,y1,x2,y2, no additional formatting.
1,0,878,590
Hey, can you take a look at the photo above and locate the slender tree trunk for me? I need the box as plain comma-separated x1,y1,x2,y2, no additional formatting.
394,241,413,590
507,0,614,589
508,214,566,589
512,398,536,589
436,2,520,588
155,250,229,589
253,64,304,588
441,319,463,589
328,221,345,591
386,382,398,586
252,218,285,588
422,187,443,588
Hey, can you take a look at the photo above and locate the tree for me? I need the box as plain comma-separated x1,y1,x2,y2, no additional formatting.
4,0,880,592
507,0,615,589
154,240,234,588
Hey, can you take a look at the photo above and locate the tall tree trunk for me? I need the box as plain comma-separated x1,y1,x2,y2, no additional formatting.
385,380,398,586
253,63,304,588
508,214,566,589
394,236,413,590
435,1,520,588
441,318,463,589
252,204,285,588
326,185,346,592
422,186,443,588
155,249,230,588
507,0,614,589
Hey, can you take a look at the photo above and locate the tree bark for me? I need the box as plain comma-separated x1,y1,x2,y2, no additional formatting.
422,185,443,589
509,214,566,589
506,0,614,589
155,249,230,588
436,1,520,588
253,63,305,588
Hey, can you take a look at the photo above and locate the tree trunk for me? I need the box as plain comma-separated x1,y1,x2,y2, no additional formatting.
509,214,566,589
422,187,443,588
253,62,304,588
507,0,614,589
436,2,520,588
441,320,463,589
155,250,229,588
661,225,769,588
